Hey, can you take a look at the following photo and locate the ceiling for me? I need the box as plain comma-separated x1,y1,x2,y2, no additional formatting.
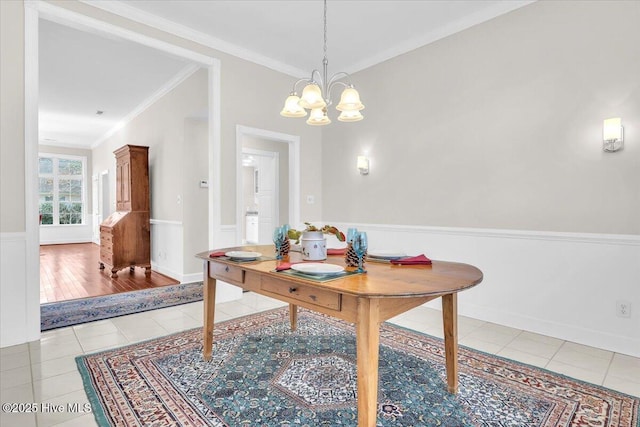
39,0,533,149
39,19,193,148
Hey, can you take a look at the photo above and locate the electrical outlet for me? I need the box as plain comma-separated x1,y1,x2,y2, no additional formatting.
616,300,631,318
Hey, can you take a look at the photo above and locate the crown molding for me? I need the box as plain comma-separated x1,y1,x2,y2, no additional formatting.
36,1,214,66
39,64,202,150
344,0,536,74
91,63,200,149
80,0,307,77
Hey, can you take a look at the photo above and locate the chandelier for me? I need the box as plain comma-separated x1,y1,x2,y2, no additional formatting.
280,0,364,125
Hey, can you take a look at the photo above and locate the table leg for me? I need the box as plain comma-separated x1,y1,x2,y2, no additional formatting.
356,298,380,427
442,293,459,393
203,262,217,361
289,303,298,331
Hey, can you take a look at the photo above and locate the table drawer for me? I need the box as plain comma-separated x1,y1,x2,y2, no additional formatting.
261,276,341,311
209,262,244,284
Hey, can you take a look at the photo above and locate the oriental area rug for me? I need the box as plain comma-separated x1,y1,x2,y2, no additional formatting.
41,282,203,331
76,308,639,427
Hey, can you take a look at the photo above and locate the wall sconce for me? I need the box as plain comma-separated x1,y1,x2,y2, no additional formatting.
603,117,624,152
357,155,370,175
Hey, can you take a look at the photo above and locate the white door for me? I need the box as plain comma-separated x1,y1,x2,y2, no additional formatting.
254,152,279,244
100,171,110,219
92,174,100,243
256,153,278,245
95,171,110,243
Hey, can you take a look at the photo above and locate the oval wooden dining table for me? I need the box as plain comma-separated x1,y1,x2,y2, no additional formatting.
197,245,483,427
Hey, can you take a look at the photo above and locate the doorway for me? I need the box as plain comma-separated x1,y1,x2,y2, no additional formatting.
235,126,301,245
24,2,221,328
92,170,110,244
241,149,279,244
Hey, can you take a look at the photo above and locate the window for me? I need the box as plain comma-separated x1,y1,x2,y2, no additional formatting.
38,154,86,225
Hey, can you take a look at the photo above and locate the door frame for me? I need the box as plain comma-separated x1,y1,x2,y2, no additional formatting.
24,1,222,341
235,125,300,245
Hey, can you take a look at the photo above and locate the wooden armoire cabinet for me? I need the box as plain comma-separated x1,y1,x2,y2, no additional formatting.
99,145,151,278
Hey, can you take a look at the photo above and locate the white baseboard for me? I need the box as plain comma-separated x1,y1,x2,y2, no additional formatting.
39,224,93,245
181,272,204,284
150,222,243,304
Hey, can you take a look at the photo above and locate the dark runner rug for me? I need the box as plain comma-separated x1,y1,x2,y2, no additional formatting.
41,282,202,331
76,307,639,426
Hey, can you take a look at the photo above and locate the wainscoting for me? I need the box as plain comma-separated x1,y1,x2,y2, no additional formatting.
39,223,93,245
327,222,640,357
4,222,637,355
150,219,241,301
0,232,33,347
0,222,240,348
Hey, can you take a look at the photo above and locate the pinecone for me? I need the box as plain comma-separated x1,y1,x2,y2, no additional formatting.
345,243,360,267
280,238,291,257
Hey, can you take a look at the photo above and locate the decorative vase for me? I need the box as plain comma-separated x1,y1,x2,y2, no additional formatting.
301,231,326,260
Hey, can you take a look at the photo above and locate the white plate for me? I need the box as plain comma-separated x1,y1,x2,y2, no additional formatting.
291,263,345,275
225,251,261,260
367,250,407,260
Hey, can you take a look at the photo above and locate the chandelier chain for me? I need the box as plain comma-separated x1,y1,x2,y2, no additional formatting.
323,0,328,60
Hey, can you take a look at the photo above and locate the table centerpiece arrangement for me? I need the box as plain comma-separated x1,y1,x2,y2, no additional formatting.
287,223,345,260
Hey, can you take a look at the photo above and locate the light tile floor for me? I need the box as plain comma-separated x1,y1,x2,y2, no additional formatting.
1,292,638,426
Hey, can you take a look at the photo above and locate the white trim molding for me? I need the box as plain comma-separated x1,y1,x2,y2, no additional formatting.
344,222,640,246
23,1,42,346
329,222,640,357
16,0,225,348
79,0,305,77
36,1,215,66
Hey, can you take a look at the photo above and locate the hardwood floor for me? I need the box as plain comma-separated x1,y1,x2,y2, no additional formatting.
40,243,179,304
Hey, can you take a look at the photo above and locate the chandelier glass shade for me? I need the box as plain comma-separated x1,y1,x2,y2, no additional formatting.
280,0,364,125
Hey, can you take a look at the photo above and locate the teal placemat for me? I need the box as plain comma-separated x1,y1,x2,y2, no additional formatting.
272,268,363,282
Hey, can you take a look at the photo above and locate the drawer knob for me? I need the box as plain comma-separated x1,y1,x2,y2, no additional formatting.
225,266,230,272
288,287,297,293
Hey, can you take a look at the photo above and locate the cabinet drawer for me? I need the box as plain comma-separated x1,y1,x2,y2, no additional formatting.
100,251,113,265
101,242,113,253
209,262,244,284
100,232,112,244
261,276,341,311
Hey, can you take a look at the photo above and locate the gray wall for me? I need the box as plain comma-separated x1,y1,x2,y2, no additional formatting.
92,69,209,222
91,69,210,275
183,118,209,273
322,0,640,235
0,0,25,233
